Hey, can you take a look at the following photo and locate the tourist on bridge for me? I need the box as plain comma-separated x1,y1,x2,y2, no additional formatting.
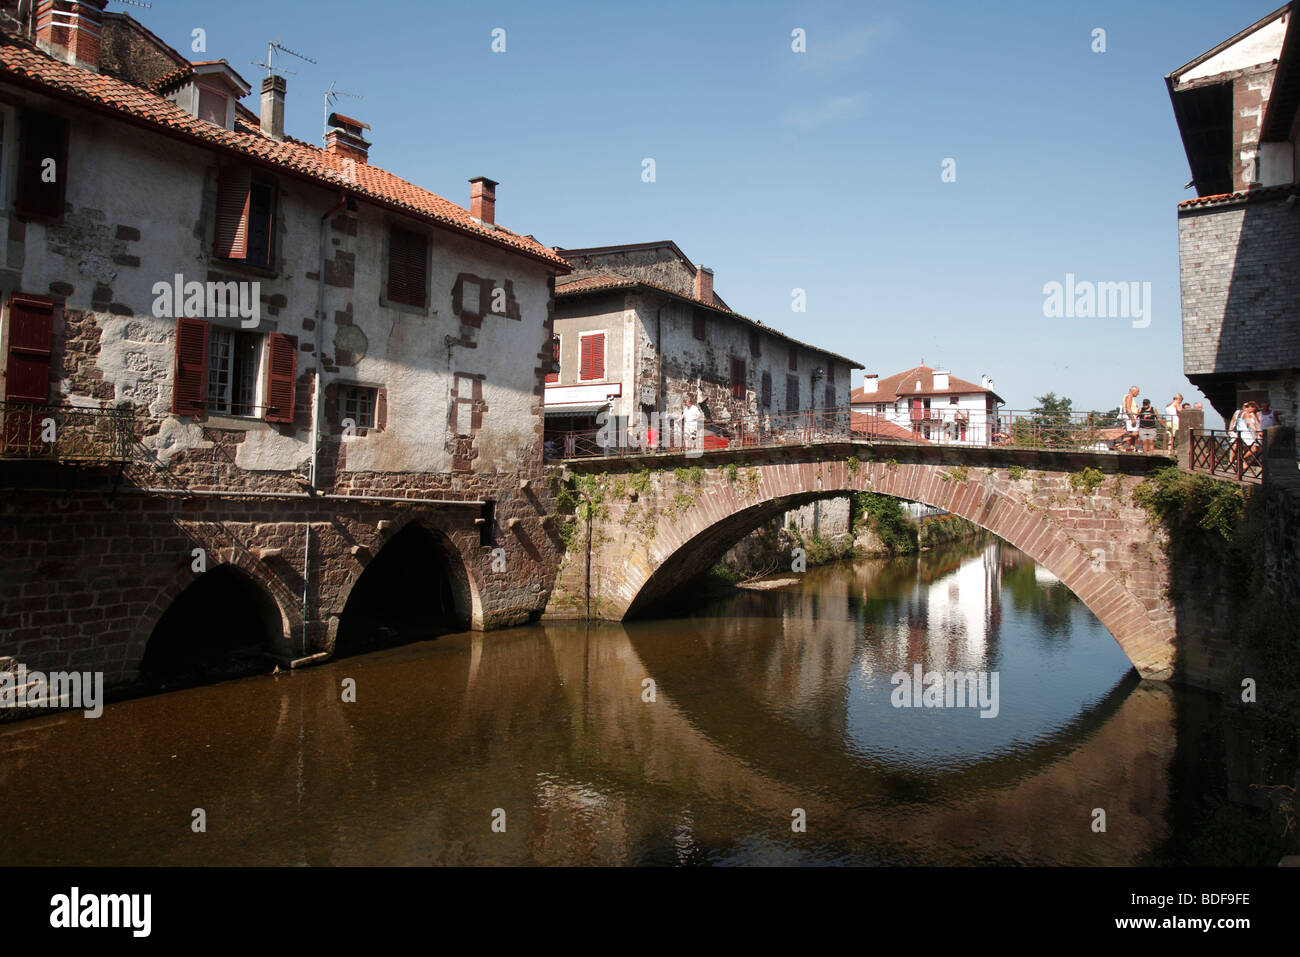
1121,386,1141,451
1258,401,1280,429
1165,393,1183,453
1137,399,1160,453
1228,401,1262,472
683,396,703,451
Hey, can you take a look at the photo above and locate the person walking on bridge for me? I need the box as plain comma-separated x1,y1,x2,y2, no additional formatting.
683,395,703,453
1137,399,1159,453
1121,386,1140,451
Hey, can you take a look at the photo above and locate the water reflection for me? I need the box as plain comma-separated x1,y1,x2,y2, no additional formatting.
0,539,1174,865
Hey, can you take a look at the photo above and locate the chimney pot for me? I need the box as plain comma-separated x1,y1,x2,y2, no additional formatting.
261,74,286,141
34,0,107,72
469,176,498,225
693,265,714,304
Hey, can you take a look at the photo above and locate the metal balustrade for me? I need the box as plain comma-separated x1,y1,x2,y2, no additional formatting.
0,402,133,463
1187,429,1264,485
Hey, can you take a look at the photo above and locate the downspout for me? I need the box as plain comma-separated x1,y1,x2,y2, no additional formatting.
304,192,348,657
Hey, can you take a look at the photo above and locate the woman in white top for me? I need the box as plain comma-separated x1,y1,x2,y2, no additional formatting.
1228,402,1261,472
1164,393,1182,453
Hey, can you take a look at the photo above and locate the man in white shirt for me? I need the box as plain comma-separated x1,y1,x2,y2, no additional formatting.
683,396,703,453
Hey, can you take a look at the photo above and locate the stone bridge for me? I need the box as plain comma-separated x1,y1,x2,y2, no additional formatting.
544,441,1179,681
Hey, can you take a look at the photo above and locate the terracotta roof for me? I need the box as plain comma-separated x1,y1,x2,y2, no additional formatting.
850,413,930,443
0,35,568,270
554,271,863,369
1177,183,1297,208
850,365,1004,404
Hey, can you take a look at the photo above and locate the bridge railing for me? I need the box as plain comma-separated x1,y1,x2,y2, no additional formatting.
0,402,133,463
545,406,1178,460
1186,428,1264,485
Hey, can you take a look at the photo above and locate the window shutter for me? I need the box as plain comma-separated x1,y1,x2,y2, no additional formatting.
788,347,797,371
388,227,428,306
590,335,604,380
546,336,560,383
376,388,388,431
693,311,705,340
264,333,297,423
171,317,210,416
4,294,54,402
213,166,251,259
731,357,745,399
16,111,69,220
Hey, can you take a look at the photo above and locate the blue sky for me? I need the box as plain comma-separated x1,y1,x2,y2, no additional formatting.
142,0,1271,422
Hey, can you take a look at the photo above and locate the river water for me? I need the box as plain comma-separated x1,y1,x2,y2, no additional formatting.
0,537,1258,865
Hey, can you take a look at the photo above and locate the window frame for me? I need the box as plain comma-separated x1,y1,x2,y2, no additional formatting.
545,334,561,384
206,325,264,418
340,383,380,432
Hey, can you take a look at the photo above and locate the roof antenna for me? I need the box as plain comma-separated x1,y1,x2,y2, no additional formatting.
323,81,364,147
111,1,154,8
252,38,316,78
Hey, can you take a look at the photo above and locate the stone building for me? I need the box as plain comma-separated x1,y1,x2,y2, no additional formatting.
1167,2,1300,421
0,2,569,691
544,240,862,449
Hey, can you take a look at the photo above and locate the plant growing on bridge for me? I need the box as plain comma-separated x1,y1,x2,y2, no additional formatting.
1132,466,1246,542
885,458,898,472
847,455,861,474
854,492,918,555
1007,465,1026,481
1068,467,1106,496
674,466,704,486
628,467,652,498
723,462,739,483
740,468,761,500
942,465,970,483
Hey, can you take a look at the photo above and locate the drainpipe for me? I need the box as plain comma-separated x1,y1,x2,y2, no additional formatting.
304,192,348,657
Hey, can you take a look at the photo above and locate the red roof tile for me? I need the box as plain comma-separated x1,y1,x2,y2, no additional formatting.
850,365,1004,404
850,413,930,443
1178,183,1296,208
0,36,568,270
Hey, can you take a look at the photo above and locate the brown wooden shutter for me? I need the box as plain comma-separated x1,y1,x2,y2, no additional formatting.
731,357,746,399
546,336,560,383
4,294,54,402
264,333,297,423
213,166,251,259
375,388,388,431
171,317,209,416
388,227,428,306
15,111,69,221
788,347,797,371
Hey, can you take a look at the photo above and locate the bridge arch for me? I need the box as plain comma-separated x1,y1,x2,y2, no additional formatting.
556,449,1174,680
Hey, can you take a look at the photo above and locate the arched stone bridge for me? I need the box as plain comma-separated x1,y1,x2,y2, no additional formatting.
544,441,1178,681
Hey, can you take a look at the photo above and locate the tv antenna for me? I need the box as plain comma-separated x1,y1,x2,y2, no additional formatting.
252,38,316,78
112,1,154,8
323,81,364,146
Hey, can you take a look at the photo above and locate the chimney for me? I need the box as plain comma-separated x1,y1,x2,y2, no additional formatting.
693,265,714,304
34,0,107,72
469,176,498,225
325,112,371,164
261,75,286,141
862,374,878,394
981,375,992,390
933,370,950,391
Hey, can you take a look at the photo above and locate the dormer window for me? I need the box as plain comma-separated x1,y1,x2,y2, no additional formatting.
159,60,251,131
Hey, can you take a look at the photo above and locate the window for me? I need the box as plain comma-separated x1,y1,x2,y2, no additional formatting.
171,318,297,423
207,327,261,416
579,333,605,381
197,86,227,127
15,110,69,221
341,385,379,430
692,310,706,340
545,335,560,384
3,294,54,402
827,363,835,383
387,225,429,307
213,167,276,269
786,374,799,411
761,371,772,409
730,357,746,400
749,330,761,357
825,385,834,408
788,346,797,371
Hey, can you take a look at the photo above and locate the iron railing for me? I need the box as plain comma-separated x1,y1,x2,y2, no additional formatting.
0,402,133,462
545,407,1179,460
1187,428,1264,485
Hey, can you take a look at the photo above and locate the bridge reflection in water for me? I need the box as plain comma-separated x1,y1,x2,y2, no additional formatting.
0,540,1173,866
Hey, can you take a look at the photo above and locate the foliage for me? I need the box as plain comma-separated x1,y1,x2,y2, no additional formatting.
1007,465,1026,481
855,492,918,555
674,466,704,486
847,455,860,474
1131,466,1246,542
942,465,970,483
1068,467,1106,496
1010,392,1076,448
722,462,739,483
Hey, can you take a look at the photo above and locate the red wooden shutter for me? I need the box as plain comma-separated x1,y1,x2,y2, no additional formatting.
264,333,297,423
171,317,209,416
579,336,591,380
388,227,428,306
731,357,745,399
15,112,69,220
4,294,54,402
580,335,603,381
213,166,251,259
546,336,560,383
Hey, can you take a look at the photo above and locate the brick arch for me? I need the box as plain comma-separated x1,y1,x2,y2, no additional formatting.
325,516,482,653
130,551,301,680
582,457,1174,680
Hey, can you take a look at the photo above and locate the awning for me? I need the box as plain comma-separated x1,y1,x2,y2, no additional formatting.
544,401,609,416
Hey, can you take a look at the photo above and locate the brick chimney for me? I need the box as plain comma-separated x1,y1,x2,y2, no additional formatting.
325,112,370,163
469,177,497,225
260,75,286,141
693,265,713,304
34,0,108,72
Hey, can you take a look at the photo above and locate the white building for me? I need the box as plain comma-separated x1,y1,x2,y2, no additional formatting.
850,364,1004,445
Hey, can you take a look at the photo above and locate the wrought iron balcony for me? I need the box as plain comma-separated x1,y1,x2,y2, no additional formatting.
0,402,133,463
